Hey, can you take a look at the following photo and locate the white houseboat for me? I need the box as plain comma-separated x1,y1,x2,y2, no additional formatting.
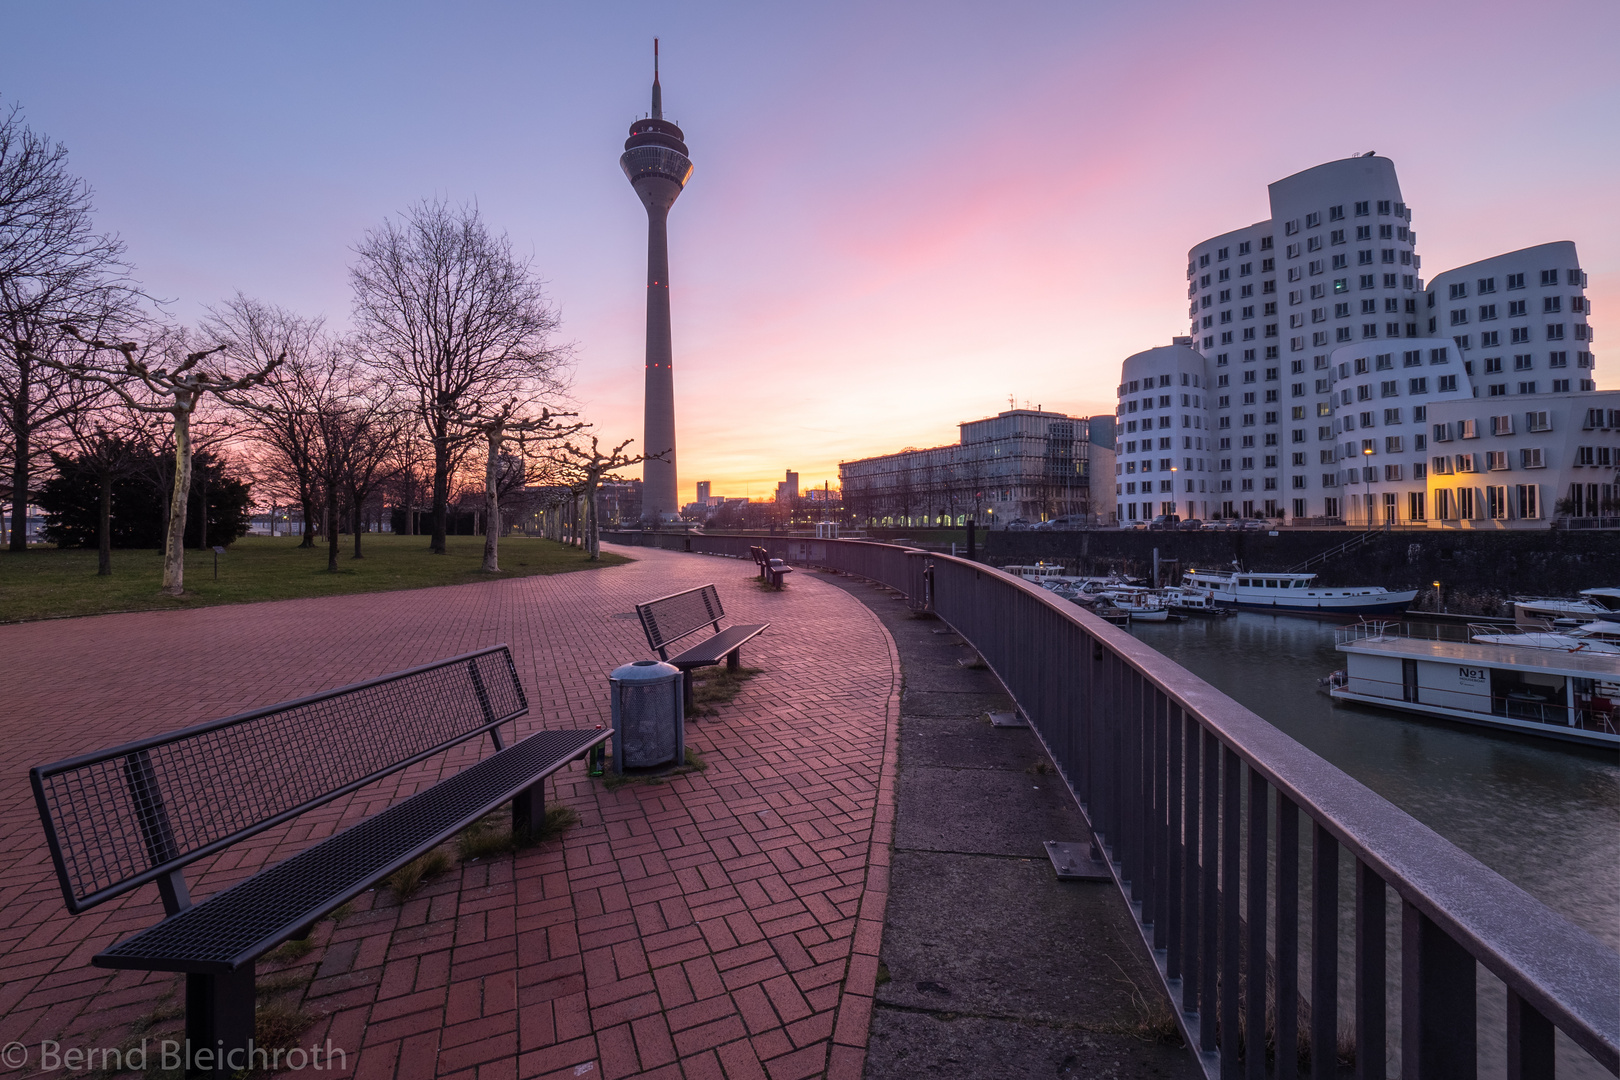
1326,623,1619,747
1182,570,1418,615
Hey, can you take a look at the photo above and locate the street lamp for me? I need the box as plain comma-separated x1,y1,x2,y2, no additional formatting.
1170,465,1178,524
1362,446,1374,532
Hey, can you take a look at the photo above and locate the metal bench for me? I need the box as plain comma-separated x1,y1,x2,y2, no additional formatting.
749,545,793,587
636,584,768,710
29,645,608,1080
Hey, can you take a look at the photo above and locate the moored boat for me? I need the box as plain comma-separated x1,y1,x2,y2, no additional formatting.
1183,569,1417,614
1326,621,1619,747
1161,585,1235,617
1099,585,1170,622
1513,588,1620,627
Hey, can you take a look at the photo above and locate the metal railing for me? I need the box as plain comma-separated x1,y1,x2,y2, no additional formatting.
604,532,1620,1078
1286,529,1381,574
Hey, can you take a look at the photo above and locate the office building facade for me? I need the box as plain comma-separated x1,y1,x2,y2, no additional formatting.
841,409,1115,527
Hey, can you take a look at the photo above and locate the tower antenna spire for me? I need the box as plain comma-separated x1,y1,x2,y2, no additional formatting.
651,38,662,119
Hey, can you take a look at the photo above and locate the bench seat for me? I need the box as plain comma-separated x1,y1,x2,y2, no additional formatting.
666,622,767,672
95,728,606,974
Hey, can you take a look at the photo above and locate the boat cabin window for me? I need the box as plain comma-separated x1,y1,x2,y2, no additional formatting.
1265,579,1278,588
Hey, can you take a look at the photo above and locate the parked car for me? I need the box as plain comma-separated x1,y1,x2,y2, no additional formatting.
1177,518,1204,531
1147,514,1181,531
1006,519,1034,531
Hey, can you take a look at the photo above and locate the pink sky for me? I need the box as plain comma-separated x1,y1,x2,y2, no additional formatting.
8,0,1617,503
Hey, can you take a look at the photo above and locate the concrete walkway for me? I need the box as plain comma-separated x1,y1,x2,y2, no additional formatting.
816,573,1198,1079
0,546,898,1080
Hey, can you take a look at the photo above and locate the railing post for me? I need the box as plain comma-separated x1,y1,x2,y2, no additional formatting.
1246,772,1268,1080
1276,794,1300,1080
1355,859,1386,1080
1505,989,1555,1080
1201,726,1220,1053
1221,745,1242,1077
1311,822,1339,1080
1401,902,1477,1080
1166,703,1184,985
1149,688,1166,950
1183,711,1201,1015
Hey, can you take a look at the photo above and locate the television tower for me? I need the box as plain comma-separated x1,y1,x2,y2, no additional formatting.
621,39,692,522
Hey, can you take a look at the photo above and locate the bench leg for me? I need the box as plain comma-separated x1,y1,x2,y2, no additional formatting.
726,650,740,672
185,963,255,1080
512,780,544,838
683,670,695,714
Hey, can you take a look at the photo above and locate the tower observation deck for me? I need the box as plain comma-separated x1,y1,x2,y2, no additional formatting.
622,40,692,522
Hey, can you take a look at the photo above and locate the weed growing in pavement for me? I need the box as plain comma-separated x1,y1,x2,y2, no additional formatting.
601,747,709,790
265,937,314,964
383,848,453,900
457,806,580,860
690,666,761,716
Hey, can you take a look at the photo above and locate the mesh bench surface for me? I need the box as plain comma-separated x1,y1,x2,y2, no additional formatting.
96,728,605,974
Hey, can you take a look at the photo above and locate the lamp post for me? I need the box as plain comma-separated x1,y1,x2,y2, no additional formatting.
1170,465,1178,524
1362,447,1374,532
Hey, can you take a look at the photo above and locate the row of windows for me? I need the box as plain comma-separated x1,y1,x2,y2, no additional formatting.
1439,324,1589,345
1448,296,1588,322
1444,269,1585,298
1286,202,1408,237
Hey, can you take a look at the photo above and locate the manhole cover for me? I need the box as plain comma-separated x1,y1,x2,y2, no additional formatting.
609,612,639,620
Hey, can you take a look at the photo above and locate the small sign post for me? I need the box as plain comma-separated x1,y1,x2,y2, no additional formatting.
212,545,225,580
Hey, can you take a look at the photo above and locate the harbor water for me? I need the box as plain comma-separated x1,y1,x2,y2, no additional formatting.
1127,611,1619,1078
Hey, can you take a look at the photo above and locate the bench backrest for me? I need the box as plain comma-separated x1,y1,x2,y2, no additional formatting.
31,645,527,914
637,584,725,658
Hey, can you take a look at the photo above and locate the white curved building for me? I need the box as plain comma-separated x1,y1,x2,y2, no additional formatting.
1115,340,1213,522
1115,154,1608,528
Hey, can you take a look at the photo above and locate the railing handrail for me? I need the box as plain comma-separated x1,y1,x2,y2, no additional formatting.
1286,529,1378,573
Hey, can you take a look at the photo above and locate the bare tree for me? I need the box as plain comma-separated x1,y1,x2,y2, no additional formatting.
552,436,657,561
448,399,580,571
350,199,570,556
1,101,141,551
16,325,281,594
341,384,415,560
204,295,327,547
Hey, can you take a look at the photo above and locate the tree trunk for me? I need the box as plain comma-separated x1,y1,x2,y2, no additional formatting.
482,430,501,572
585,480,601,560
8,368,27,551
162,409,192,596
327,485,340,572
430,426,450,554
299,486,316,548
97,469,113,576
352,490,364,559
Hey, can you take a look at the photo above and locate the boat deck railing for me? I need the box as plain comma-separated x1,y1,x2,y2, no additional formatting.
603,530,1620,1079
1333,620,1472,647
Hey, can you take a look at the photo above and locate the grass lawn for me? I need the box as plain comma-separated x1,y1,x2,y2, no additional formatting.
0,534,631,623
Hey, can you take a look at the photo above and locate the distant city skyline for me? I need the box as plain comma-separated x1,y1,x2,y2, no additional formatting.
6,1,1616,504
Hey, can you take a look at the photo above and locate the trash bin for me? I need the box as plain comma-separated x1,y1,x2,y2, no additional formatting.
608,660,685,773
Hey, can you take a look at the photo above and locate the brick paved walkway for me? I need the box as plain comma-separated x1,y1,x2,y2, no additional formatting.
0,547,901,1080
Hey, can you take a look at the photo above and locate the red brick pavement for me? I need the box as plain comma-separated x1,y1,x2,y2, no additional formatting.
0,546,901,1080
